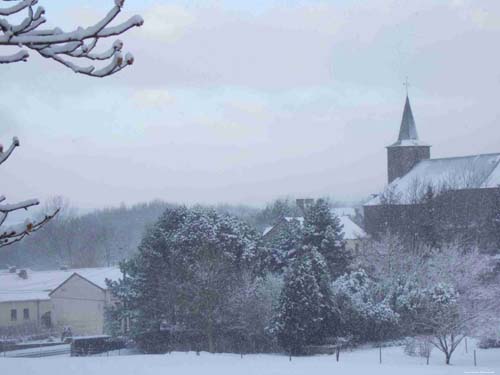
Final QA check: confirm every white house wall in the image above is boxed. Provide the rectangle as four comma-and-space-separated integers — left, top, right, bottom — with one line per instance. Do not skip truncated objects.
50, 274, 107, 336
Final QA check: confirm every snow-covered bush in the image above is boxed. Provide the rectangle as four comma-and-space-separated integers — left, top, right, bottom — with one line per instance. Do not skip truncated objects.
331, 269, 399, 343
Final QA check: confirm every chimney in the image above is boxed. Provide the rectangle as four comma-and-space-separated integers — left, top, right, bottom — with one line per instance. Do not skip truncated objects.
18, 269, 28, 279
60, 265, 68, 271
9, 266, 17, 274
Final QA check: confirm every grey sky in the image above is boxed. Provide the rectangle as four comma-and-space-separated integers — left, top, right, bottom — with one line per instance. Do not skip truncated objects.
1, 0, 500, 209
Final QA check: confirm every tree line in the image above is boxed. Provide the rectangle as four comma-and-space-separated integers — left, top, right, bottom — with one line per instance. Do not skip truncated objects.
105, 199, 500, 364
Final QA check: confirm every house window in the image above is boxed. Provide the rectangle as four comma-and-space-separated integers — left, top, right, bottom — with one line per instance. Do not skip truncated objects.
23, 308, 30, 320
10, 309, 17, 321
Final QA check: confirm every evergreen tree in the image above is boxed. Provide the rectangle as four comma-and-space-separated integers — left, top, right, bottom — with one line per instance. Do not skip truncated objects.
265, 218, 303, 273
270, 248, 334, 354
303, 199, 350, 279
108, 206, 263, 353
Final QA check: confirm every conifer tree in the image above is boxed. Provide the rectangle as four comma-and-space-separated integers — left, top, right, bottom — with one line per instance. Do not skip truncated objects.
303, 199, 350, 279
108, 206, 263, 353
270, 248, 334, 354
265, 217, 303, 273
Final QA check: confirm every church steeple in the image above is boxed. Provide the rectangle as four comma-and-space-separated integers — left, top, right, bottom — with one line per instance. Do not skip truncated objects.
386, 95, 431, 183
398, 96, 418, 141
390, 95, 424, 147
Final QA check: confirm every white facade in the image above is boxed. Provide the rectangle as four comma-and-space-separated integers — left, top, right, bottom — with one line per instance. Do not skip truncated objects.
0, 267, 120, 336
50, 274, 113, 335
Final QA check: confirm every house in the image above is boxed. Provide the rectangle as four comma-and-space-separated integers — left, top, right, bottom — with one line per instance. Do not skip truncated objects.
0, 267, 121, 337
262, 209, 366, 251
49, 268, 122, 335
363, 96, 500, 249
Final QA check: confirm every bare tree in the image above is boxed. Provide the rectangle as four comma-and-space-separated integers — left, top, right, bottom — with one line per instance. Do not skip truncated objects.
0, 0, 143, 77
0, 2, 143, 247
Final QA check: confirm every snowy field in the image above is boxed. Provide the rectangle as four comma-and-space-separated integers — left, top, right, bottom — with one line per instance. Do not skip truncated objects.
1, 340, 499, 375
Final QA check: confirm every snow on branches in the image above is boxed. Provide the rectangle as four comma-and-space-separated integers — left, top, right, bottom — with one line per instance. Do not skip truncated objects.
0, 0, 143, 77
0, 137, 59, 248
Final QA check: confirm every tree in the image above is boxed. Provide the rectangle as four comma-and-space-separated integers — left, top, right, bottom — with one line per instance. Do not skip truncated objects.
303, 198, 350, 279
269, 248, 334, 355
265, 217, 303, 273
331, 269, 398, 342
0, 0, 143, 77
360, 234, 500, 363
0, 1, 143, 248
0, 138, 59, 247
108, 206, 264, 353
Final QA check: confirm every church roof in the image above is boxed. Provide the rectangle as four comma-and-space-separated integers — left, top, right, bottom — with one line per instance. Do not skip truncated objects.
388, 96, 429, 147
366, 153, 500, 205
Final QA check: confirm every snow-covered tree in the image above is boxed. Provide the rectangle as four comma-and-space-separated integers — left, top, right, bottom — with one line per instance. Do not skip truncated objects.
303, 198, 350, 279
413, 283, 463, 365
359, 234, 500, 363
108, 206, 265, 353
269, 248, 334, 354
0, 0, 143, 77
265, 217, 303, 273
331, 269, 398, 342
0, 2, 143, 247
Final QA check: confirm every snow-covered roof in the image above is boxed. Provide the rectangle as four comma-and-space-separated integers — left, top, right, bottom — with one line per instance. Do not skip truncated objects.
262, 214, 365, 240
0, 267, 120, 303
284, 217, 304, 226
366, 153, 500, 205
339, 216, 366, 240
262, 226, 274, 236
331, 207, 356, 217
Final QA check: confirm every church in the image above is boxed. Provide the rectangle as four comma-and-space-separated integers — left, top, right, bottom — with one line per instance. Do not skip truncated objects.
363, 96, 500, 250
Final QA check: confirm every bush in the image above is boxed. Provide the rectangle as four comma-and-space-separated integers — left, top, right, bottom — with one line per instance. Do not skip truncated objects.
478, 337, 500, 349
404, 336, 433, 359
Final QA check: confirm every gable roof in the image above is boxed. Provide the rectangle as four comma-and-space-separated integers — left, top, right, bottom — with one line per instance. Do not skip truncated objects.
388, 96, 429, 147
0, 267, 120, 303
262, 213, 366, 240
49, 268, 122, 296
366, 153, 500, 205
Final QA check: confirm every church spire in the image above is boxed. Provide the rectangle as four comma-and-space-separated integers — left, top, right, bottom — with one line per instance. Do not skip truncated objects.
386, 94, 431, 183
398, 95, 418, 141
389, 95, 427, 147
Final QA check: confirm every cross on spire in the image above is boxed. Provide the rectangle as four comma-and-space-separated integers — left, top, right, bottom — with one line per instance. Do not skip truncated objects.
403, 76, 410, 96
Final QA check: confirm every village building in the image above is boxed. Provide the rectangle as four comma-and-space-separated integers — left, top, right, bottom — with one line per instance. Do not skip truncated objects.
0, 267, 121, 337
263, 207, 366, 251
363, 96, 500, 250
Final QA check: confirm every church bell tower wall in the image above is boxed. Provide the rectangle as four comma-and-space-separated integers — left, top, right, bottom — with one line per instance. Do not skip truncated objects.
387, 145, 430, 183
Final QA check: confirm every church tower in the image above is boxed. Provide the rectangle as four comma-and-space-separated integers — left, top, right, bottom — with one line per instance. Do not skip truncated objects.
386, 96, 430, 183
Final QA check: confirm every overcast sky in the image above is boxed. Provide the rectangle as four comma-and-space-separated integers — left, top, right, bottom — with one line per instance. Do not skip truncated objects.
1, 0, 500, 210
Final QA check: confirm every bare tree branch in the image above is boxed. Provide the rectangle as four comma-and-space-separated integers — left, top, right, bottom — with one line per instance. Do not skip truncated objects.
1, 136, 59, 248
0, 136, 20, 165
0, 0, 143, 77
0, 208, 60, 248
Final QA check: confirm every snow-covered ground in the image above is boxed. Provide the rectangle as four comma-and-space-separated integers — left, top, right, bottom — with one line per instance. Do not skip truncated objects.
0, 340, 498, 375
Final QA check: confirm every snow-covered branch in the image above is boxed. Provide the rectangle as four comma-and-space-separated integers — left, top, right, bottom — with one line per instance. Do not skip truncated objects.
1, 136, 59, 248
0, 0, 143, 77
0, 208, 59, 247
0, 136, 20, 165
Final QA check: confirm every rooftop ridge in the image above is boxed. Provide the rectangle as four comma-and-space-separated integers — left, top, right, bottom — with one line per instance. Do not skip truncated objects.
416, 152, 500, 163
